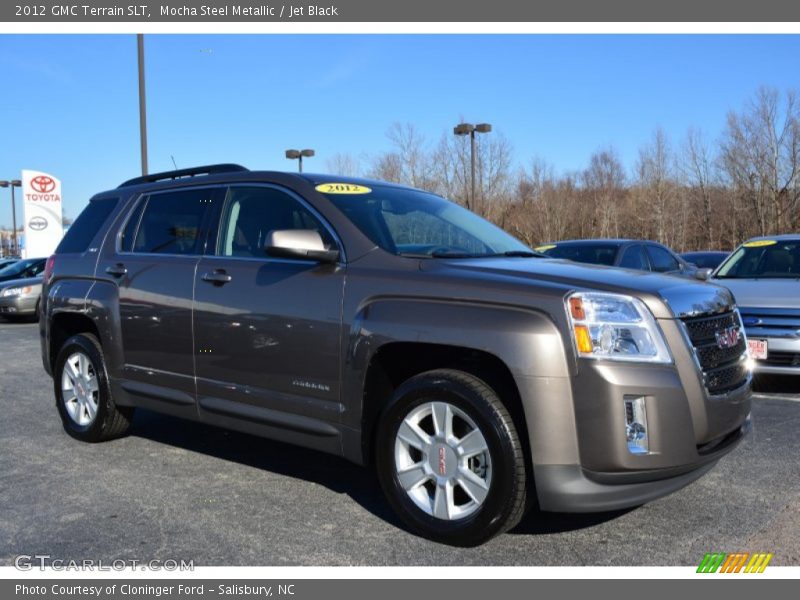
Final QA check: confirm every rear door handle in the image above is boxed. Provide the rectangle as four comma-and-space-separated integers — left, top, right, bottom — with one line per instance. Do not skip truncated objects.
105, 263, 127, 278
201, 270, 232, 285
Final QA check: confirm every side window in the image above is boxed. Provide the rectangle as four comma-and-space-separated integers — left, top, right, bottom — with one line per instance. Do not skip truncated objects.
56, 197, 118, 254
619, 245, 649, 270
119, 197, 146, 252
646, 245, 679, 273
132, 188, 212, 255
218, 187, 335, 258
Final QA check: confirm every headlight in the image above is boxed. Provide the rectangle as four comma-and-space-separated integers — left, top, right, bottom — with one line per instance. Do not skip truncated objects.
566, 292, 672, 363
1, 286, 32, 298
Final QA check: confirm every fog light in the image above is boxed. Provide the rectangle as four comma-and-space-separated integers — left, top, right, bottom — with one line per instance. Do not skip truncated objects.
625, 396, 649, 454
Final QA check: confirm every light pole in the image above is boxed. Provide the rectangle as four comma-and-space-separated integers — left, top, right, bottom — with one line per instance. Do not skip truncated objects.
0, 179, 21, 256
137, 34, 149, 176
285, 149, 315, 173
453, 122, 491, 212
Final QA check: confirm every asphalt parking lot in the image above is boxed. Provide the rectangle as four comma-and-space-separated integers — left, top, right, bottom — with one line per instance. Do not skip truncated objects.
1, 321, 798, 566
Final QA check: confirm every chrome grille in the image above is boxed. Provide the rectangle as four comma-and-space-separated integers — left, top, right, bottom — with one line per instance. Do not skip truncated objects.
739, 307, 800, 341
682, 311, 748, 395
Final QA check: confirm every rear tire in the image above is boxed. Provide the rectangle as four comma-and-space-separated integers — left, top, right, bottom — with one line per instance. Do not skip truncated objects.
54, 333, 133, 442
375, 369, 528, 546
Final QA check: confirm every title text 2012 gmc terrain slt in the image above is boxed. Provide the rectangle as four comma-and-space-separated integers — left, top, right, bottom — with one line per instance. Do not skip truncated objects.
40, 164, 752, 546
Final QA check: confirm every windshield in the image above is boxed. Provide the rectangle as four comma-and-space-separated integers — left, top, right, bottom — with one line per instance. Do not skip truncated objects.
323, 185, 533, 257
716, 240, 800, 279
538, 243, 619, 266
0, 258, 38, 278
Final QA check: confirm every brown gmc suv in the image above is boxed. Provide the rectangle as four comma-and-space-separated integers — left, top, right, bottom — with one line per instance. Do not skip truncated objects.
40, 164, 752, 546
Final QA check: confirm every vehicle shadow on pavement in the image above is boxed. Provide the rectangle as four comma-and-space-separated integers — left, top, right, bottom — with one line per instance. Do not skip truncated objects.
753, 374, 800, 395
129, 408, 634, 538
510, 507, 634, 535
128, 409, 405, 528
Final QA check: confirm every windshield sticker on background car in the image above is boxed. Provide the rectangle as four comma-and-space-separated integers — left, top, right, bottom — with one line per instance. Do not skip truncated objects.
743, 240, 777, 248
315, 183, 372, 194
535, 244, 556, 251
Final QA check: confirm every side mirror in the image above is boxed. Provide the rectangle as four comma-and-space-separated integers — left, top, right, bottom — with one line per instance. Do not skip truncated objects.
695, 268, 713, 281
265, 230, 340, 264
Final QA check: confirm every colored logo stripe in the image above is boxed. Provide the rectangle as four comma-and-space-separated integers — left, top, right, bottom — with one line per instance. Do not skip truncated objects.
697, 552, 773, 573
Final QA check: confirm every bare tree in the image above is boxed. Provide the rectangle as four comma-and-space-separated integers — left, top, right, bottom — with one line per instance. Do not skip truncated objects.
682, 128, 717, 248
582, 147, 626, 238
634, 128, 680, 246
325, 153, 362, 177
720, 87, 800, 239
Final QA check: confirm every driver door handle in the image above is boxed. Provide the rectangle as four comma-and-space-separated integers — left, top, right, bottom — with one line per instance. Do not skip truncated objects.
201, 270, 232, 285
105, 263, 127, 278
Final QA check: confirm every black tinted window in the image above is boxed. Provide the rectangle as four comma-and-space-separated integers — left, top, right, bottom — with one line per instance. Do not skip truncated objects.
619, 245, 649, 270
132, 189, 212, 255
218, 187, 334, 257
646, 245, 679, 272
56, 197, 118, 254
543, 244, 619, 266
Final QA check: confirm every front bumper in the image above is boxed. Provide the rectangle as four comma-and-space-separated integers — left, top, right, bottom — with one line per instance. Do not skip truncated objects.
535, 414, 750, 512
0, 295, 37, 316
747, 332, 800, 375
523, 315, 752, 513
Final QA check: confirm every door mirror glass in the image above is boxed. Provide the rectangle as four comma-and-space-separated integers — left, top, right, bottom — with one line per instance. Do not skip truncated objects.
266, 230, 340, 263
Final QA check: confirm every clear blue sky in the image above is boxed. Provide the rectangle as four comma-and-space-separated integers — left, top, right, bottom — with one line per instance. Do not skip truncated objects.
1, 34, 799, 224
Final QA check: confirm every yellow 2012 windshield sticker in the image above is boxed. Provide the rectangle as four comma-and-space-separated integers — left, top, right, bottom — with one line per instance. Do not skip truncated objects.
743, 240, 777, 248
315, 183, 372, 194
534, 244, 556, 252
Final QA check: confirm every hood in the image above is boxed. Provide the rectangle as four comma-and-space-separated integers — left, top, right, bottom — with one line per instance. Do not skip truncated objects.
0, 276, 43, 291
422, 257, 734, 319
711, 277, 800, 309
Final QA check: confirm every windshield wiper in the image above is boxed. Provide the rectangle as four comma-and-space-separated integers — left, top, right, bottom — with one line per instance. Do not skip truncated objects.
402, 250, 547, 259
430, 251, 481, 258
496, 250, 546, 258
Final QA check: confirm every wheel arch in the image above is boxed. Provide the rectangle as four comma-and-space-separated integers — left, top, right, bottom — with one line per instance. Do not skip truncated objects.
346, 297, 571, 469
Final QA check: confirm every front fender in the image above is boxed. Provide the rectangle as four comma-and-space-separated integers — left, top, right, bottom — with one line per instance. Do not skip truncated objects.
349, 297, 571, 381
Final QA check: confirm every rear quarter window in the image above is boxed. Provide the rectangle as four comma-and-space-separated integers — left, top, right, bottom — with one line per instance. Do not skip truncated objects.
56, 197, 119, 254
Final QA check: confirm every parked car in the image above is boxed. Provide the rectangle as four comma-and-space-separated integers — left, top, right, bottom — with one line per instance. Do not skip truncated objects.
535, 239, 699, 278
40, 164, 751, 546
710, 235, 800, 375
0, 257, 46, 283
0, 275, 43, 320
0, 258, 19, 270
681, 251, 729, 271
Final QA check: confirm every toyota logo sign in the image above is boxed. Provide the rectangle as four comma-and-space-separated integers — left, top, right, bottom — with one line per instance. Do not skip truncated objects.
28, 216, 48, 231
30, 175, 56, 194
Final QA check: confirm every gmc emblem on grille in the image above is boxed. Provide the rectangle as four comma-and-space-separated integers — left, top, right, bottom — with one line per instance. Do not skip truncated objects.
715, 326, 741, 349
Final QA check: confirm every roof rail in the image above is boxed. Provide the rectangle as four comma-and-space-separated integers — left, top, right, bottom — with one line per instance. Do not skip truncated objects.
118, 163, 249, 188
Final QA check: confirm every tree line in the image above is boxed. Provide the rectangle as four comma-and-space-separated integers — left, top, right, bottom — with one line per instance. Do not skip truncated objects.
326, 86, 800, 251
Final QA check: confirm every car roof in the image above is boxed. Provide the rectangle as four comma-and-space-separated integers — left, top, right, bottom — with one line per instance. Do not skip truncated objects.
110, 164, 418, 196
541, 239, 634, 246
743, 234, 800, 243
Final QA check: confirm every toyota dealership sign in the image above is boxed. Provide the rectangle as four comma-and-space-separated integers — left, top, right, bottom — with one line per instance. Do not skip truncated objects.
22, 169, 64, 258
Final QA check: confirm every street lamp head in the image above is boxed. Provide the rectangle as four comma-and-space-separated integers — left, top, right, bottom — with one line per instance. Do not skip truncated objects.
10, 180, 21, 187
0, 181, 8, 188
475, 123, 492, 134
285, 150, 301, 159
453, 123, 475, 136
300, 149, 315, 158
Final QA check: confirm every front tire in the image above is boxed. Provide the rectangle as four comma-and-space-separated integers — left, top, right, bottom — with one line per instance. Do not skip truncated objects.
375, 369, 528, 546
54, 333, 133, 442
